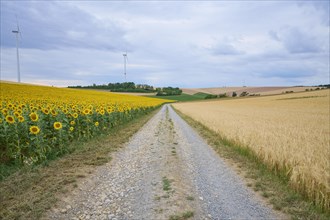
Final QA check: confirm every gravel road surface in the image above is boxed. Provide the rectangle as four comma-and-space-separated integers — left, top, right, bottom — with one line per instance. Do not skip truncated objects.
46, 105, 280, 220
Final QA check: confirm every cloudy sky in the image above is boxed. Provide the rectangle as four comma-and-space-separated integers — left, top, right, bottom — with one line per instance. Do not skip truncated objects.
1, 1, 329, 88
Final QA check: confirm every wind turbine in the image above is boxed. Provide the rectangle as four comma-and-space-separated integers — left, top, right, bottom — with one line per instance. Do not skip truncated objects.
12, 15, 21, 83
123, 51, 128, 82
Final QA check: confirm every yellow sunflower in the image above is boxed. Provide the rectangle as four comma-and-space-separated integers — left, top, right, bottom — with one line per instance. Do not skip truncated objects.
5, 115, 15, 124
7, 103, 13, 109
95, 121, 99, 127
14, 111, 20, 117
42, 108, 50, 115
70, 120, 75, 125
30, 126, 40, 135
51, 109, 57, 116
29, 112, 39, 122
69, 126, 74, 132
54, 122, 63, 130
72, 113, 78, 118
1, 108, 8, 115
18, 116, 25, 123
83, 109, 90, 115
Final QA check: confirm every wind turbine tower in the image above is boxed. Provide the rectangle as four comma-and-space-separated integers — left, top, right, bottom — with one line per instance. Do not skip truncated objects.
12, 16, 21, 83
123, 51, 128, 82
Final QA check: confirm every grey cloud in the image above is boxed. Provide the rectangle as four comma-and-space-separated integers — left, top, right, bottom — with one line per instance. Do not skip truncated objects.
0, 1, 127, 50
272, 27, 322, 54
268, 30, 280, 41
211, 42, 242, 55
257, 68, 314, 79
297, 1, 329, 26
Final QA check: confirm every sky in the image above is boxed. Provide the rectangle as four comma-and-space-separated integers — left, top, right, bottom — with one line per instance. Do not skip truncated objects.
0, 1, 329, 88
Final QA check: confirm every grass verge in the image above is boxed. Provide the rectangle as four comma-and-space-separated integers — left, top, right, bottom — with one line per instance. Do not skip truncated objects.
0, 107, 160, 220
173, 107, 330, 220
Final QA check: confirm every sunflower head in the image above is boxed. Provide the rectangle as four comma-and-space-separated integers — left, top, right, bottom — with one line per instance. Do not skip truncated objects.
14, 112, 20, 117
30, 106, 36, 111
70, 120, 75, 125
30, 126, 40, 135
51, 109, 57, 116
42, 108, 50, 115
7, 103, 13, 109
83, 109, 90, 115
30, 112, 39, 122
54, 122, 63, 130
69, 126, 74, 132
1, 108, 8, 115
5, 115, 15, 124
18, 116, 25, 123
72, 113, 78, 118
95, 121, 99, 127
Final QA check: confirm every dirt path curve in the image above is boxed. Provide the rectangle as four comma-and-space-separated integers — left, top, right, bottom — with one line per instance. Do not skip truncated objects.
46, 105, 280, 220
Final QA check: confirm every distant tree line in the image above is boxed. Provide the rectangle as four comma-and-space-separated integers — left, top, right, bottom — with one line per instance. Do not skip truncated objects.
68, 82, 156, 93
156, 87, 182, 96
316, 84, 330, 88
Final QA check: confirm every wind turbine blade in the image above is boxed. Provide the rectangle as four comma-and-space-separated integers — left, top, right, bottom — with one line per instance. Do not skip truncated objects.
16, 15, 22, 39
16, 15, 19, 31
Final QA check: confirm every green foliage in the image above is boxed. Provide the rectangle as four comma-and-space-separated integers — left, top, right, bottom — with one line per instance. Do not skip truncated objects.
169, 211, 194, 220
162, 176, 171, 191
232, 91, 237, 97
68, 82, 156, 93
156, 87, 182, 96
204, 94, 218, 99
239, 91, 249, 97
198, 92, 228, 99
218, 93, 227, 98
150, 93, 204, 102
110, 88, 155, 93
150, 92, 229, 102
192, 92, 210, 99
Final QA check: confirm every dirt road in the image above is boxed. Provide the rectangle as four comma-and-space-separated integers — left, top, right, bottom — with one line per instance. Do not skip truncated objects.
46, 105, 280, 219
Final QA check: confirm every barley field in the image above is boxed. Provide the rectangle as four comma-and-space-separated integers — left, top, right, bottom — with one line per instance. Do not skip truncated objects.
0, 82, 169, 166
173, 90, 330, 210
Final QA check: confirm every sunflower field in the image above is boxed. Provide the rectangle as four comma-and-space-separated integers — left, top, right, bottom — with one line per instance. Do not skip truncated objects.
0, 82, 169, 165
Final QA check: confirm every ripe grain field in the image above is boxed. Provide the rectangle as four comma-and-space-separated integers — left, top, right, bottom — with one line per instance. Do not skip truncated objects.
173, 90, 330, 211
